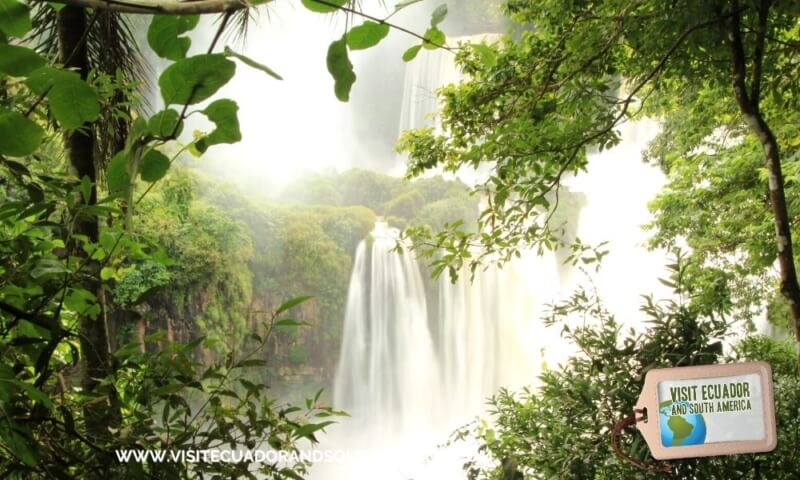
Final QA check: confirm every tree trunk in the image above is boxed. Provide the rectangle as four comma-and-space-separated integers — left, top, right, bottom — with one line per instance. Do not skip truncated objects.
728, 1, 800, 369
57, 6, 121, 438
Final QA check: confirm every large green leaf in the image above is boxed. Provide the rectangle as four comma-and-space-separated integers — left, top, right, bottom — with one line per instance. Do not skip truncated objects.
24, 66, 64, 94
301, 0, 346, 13
139, 149, 171, 182
47, 76, 100, 129
26, 67, 100, 129
196, 99, 241, 153
0, 106, 44, 157
346, 21, 390, 50
147, 15, 199, 61
422, 27, 445, 50
0, 0, 31, 38
159, 54, 236, 106
106, 151, 130, 195
402, 45, 422, 62
0, 44, 45, 76
326, 37, 356, 102
148, 108, 183, 138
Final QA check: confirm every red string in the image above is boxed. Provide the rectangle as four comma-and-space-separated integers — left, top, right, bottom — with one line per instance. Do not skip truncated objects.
611, 408, 671, 474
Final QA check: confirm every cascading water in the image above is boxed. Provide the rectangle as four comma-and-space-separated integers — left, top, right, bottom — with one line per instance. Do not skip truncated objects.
333, 222, 438, 436
333, 220, 564, 430
322, 221, 562, 480
322, 39, 672, 480
435, 252, 565, 420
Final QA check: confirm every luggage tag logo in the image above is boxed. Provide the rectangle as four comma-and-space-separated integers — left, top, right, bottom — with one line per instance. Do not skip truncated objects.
634, 361, 777, 460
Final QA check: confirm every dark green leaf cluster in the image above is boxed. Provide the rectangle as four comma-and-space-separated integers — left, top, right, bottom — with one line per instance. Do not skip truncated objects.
645, 83, 800, 331
397, 0, 800, 288
0, 5, 347, 477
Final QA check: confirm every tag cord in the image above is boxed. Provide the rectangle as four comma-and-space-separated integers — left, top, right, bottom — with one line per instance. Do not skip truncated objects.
611, 408, 671, 474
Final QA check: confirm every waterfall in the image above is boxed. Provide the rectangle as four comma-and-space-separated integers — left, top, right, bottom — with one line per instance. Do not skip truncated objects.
323, 34, 670, 480
326, 220, 562, 479
333, 220, 563, 434
333, 222, 438, 436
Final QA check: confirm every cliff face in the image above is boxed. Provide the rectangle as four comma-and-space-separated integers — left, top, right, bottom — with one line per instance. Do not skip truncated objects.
108, 168, 482, 399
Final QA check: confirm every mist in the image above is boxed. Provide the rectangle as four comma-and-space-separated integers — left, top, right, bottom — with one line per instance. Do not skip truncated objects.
138, 1, 507, 198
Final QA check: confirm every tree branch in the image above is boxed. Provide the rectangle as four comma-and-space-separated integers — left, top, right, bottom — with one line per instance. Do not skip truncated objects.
29, 0, 252, 15
750, 0, 770, 107
729, 1, 754, 113
29, 0, 454, 53
311, 0, 454, 51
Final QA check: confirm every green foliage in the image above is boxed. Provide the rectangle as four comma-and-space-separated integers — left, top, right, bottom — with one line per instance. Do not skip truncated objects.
115, 335, 289, 478
136, 172, 254, 351
158, 54, 236, 105
301, 0, 346, 14
4, 302, 343, 478
347, 21, 391, 50
326, 36, 356, 102
0, 2, 442, 477
138, 149, 171, 182
645, 91, 800, 329
397, 0, 800, 290
422, 26, 445, 49
319, 205, 376, 252
415, 196, 477, 232
147, 14, 199, 61
106, 151, 130, 194
195, 99, 242, 153
26, 67, 100, 129
403, 45, 422, 62
0, 44, 45, 76
383, 189, 425, 220
462, 262, 799, 479
182, 169, 468, 379
0, 107, 44, 157
0, 9, 326, 477
278, 169, 477, 232
401, 2, 448, 57
148, 108, 183, 139
0, 0, 30, 38
113, 261, 172, 307
305, 0, 443, 100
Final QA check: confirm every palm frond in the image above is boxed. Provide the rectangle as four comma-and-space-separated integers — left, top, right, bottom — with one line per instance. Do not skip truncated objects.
28, 5, 149, 165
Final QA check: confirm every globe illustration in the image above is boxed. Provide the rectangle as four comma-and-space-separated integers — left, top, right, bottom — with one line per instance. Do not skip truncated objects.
658, 401, 707, 447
